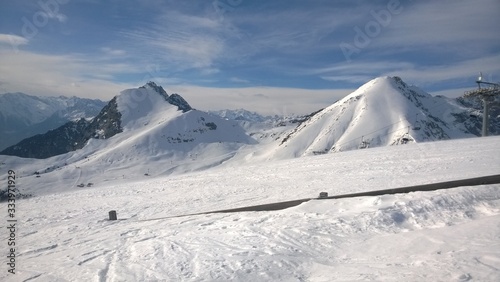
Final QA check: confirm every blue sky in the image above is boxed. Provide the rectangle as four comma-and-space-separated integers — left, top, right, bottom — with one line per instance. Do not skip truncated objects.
0, 0, 499, 115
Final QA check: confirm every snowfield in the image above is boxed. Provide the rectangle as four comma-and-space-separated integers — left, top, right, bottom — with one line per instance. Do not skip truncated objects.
1, 136, 499, 281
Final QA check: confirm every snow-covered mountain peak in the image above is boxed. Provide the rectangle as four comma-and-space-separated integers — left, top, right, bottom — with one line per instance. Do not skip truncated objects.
140, 81, 169, 100
138, 82, 192, 112
117, 83, 192, 130
270, 76, 476, 159
1, 82, 254, 162
342, 76, 428, 102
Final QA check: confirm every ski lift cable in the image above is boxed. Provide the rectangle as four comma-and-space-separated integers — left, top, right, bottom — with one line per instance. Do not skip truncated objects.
333, 118, 410, 149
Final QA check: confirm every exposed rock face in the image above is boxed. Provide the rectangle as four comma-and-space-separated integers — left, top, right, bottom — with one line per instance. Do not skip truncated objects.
1, 118, 91, 159
140, 81, 192, 112
1, 97, 122, 159
167, 94, 192, 113
86, 97, 122, 139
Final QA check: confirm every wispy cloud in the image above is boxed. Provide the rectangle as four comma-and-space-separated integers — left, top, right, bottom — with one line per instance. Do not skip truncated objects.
0, 48, 138, 99
321, 75, 374, 84
45, 11, 67, 23
1, 0, 498, 113
0, 43, 354, 114
100, 47, 126, 56
376, 0, 500, 53
0, 34, 28, 46
230, 77, 250, 84
120, 10, 228, 70
309, 61, 414, 76
228, 4, 366, 54
168, 85, 352, 115
298, 54, 500, 85
314, 54, 500, 87
384, 55, 500, 86
117, 2, 371, 76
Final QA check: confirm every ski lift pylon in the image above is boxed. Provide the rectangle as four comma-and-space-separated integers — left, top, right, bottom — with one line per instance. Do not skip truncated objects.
413, 113, 421, 130
359, 136, 369, 149
402, 126, 410, 143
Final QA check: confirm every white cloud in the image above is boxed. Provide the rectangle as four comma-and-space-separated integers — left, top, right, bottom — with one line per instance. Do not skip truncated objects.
366, 0, 500, 53
120, 10, 227, 70
313, 55, 500, 87
0, 48, 136, 99
312, 61, 413, 75
166, 85, 353, 115
200, 68, 220, 76
229, 4, 366, 55
118, 3, 370, 73
230, 77, 250, 84
2, 0, 498, 115
382, 55, 500, 86
431, 87, 477, 99
48, 12, 67, 23
0, 34, 29, 47
320, 75, 374, 84
100, 47, 126, 56
0, 46, 352, 115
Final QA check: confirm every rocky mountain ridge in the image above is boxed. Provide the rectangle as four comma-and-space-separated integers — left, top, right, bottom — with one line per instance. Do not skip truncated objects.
0, 93, 106, 151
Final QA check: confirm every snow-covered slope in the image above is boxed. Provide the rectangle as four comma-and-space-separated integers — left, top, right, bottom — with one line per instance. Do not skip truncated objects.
80, 84, 256, 176
1, 136, 499, 281
0, 92, 106, 151
269, 76, 478, 159
84, 82, 255, 168
0, 82, 256, 193
211, 109, 324, 148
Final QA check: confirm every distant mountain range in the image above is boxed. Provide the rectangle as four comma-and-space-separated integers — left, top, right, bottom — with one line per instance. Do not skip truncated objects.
0, 93, 106, 151
209, 109, 271, 123
1, 77, 498, 163
0, 76, 499, 197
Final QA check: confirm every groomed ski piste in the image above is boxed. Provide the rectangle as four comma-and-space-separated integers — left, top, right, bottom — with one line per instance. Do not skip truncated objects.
2, 136, 500, 281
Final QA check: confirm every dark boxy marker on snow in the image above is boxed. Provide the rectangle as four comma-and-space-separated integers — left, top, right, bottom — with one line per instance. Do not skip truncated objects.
109, 210, 117, 220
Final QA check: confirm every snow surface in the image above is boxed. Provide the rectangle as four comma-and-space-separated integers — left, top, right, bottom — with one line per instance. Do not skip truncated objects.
1, 136, 500, 281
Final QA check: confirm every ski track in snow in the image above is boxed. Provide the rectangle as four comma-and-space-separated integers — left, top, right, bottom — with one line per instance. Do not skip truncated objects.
6, 185, 500, 281
1, 137, 500, 281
